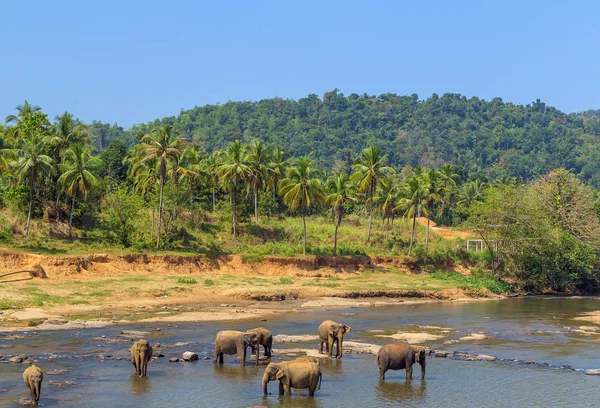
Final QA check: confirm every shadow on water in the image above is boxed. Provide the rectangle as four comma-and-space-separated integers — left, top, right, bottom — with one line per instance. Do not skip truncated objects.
376, 379, 427, 404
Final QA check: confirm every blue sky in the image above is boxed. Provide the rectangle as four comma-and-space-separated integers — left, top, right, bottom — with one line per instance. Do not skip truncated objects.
2, 0, 598, 127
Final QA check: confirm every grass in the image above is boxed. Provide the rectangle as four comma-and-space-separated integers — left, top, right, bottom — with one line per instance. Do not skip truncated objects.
430, 269, 512, 294
203, 279, 215, 286
176, 278, 198, 284
277, 277, 294, 285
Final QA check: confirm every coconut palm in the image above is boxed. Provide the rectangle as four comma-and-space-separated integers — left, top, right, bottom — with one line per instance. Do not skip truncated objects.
396, 177, 433, 256
267, 146, 289, 216
51, 112, 92, 161
12, 128, 55, 236
57, 144, 102, 237
279, 157, 324, 255
420, 169, 443, 252
217, 140, 250, 236
247, 140, 271, 223
0, 125, 16, 171
204, 153, 220, 212
458, 179, 486, 208
326, 173, 356, 255
5, 101, 41, 125
351, 146, 393, 243
375, 176, 400, 242
137, 125, 188, 249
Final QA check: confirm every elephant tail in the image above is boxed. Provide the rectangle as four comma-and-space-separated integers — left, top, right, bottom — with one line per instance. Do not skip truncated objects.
317, 369, 322, 391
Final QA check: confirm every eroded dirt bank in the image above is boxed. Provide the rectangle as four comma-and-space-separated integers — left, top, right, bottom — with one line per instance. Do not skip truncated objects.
0, 251, 497, 331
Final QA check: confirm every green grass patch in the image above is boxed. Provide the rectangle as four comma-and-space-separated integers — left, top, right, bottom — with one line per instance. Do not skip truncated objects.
68, 299, 90, 305
430, 270, 512, 294
277, 277, 294, 285
121, 276, 151, 282
176, 278, 198, 284
203, 279, 215, 286
242, 254, 265, 263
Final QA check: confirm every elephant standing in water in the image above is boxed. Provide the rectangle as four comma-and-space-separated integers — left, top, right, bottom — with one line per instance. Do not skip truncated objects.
377, 344, 426, 380
247, 327, 273, 358
23, 365, 43, 406
214, 330, 259, 366
318, 320, 351, 359
130, 339, 153, 377
262, 359, 322, 396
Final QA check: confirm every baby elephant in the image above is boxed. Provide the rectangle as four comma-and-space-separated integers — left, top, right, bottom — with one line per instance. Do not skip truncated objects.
131, 339, 153, 377
377, 344, 426, 380
214, 330, 259, 366
23, 364, 43, 406
262, 359, 322, 397
247, 327, 273, 358
318, 320, 351, 359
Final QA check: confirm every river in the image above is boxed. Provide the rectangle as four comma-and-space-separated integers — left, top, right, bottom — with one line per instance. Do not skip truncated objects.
1, 297, 599, 407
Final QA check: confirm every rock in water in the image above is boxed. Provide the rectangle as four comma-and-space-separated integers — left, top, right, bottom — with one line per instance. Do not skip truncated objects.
585, 369, 600, 375
182, 352, 198, 361
477, 354, 498, 361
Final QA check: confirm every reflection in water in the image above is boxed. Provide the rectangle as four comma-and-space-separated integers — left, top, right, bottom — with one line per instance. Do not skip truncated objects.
213, 363, 260, 382
376, 379, 427, 404
130, 374, 151, 395
262, 395, 324, 408
319, 358, 343, 374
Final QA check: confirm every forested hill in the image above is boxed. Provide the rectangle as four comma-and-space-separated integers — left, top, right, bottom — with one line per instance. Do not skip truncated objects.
92, 90, 600, 186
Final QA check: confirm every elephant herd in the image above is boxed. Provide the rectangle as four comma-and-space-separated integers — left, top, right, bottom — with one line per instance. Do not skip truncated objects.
17, 319, 427, 404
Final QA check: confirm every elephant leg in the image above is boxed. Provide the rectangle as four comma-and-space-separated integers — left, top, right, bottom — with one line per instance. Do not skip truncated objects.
406, 364, 413, 380
278, 381, 284, 396
283, 384, 292, 396
327, 337, 334, 358
379, 366, 387, 380
238, 345, 246, 366
319, 341, 323, 354
30, 386, 36, 405
213, 348, 219, 364
219, 353, 224, 364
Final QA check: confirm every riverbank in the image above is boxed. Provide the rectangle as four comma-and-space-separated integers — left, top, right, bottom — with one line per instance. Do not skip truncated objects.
0, 251, 507, 331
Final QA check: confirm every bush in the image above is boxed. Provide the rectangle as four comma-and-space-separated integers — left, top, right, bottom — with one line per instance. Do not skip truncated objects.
177, 278, 197, 284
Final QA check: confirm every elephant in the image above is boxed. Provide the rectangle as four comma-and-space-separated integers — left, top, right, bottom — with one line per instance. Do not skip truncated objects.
23, 364, 43, 406
130, 339, 153, 377
247, 327, 273, 358
377, 344, 426, 380
214, 330, 259, 366
318, 320, 351, 359
262, 360, 322, 397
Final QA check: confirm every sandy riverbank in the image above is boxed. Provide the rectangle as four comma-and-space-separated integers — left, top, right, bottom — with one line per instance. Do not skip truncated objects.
0, 251, 501, 331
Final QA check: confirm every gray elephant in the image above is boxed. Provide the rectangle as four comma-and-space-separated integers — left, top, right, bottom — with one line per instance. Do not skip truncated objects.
130, 339, 153, 377
247, 327, 273, 358
214, 330, 259, 366
377, 344, 426, 380
318, 320, 351, 359
23, 364, 43, 406
262, 360, 322, 396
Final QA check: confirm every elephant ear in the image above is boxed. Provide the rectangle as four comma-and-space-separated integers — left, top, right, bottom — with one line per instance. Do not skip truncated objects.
275, 367, 285, 380
343, 325, 351, 333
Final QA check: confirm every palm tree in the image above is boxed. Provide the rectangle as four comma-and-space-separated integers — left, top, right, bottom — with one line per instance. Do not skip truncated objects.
352, 146, 393, 243
204, 153, 220, 213
247, 140, 271, 223
421, 169, 442, 252
0, 125, 16, 171
137, 125, 187, 249
375, 176, 399, 242
217, 140, 250, 236
12, 128, 55, 236
458, 179, 486, 209
396, 177, 433, 256
57, 144, 102, 237
51, 113, 92, 161
438, 164, 458, 224
279, 157, 324, 255
326, 173, 356, 255
267, 146, 288, 216
5, 100, 41, 125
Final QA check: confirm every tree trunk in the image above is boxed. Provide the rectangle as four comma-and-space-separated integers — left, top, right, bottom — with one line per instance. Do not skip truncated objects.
69, 193, 76, 239
333, 206, 342, 256
151, 208, 154, 241
425, 217, 430, 253
409, 212, 417, 256
56, 190, 61, 206
385, 218, 390, 241
156, 176, 165, 249
367, 178, 374, 243
254, 182, 259, 224
25, 174, 34, 236
302, 208, 307, 256
212, 185, 216, 213
232, 180, 237, 236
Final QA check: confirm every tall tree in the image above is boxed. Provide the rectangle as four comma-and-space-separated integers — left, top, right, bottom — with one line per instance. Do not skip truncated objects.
217, 140, 249, 236
11, 111, 55, 236
57, 144, 103, 237
137, 125, 187, 249
247, 140, 271, 223
51, 112, 91, 161
352, 146, 393, 243
375, 176, 399, 242
396, 177, 432, 256
267, 146, 288, 216
421, 169, 442, 252
279, 157, 324, 255
326, 173, 356, 255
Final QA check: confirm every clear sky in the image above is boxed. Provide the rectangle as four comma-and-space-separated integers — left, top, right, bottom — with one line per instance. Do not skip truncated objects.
2, 0, 598, 127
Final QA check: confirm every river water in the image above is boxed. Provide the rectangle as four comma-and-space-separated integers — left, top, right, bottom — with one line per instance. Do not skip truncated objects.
1, 297, 599, 407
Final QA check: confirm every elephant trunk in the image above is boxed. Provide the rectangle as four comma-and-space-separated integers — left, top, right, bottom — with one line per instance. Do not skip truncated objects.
338, 336, 343, 358
420, 356, 426, 379
262, 372, 269, 395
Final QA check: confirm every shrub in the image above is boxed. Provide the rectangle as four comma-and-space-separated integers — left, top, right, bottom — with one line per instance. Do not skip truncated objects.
177, 278, 197, 284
